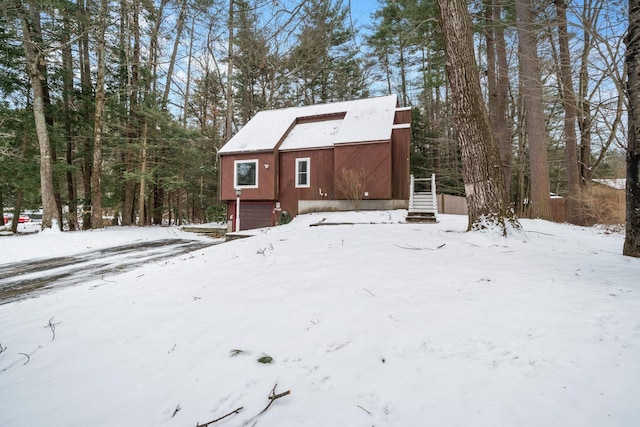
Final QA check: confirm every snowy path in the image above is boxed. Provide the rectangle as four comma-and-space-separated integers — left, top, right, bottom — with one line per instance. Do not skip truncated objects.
0, 238, 218, 304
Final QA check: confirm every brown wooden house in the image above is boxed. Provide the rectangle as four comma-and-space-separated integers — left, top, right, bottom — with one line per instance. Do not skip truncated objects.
219, 95, 411, 231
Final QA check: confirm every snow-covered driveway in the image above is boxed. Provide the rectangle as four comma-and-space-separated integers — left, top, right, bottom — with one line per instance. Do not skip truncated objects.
0, 238, 219, 304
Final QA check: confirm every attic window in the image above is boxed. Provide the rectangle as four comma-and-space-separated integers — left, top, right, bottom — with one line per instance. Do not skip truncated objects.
295, 158, 310, 188
234, 159, 258, 188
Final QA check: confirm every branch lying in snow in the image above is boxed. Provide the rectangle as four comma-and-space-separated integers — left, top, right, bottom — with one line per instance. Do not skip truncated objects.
268, 386, 291, 402
197, 384, 291, 426
197, 406, 243, 426
258, 384, 291, 415
241, 384, 292, 426
357, 405, 371, 414
393, 243, 446, 251
256, 243, 274, 255
18, 352, 30, 365
0, 343, 6, 355
171, 405, 180, 418
45, 317, 61, 341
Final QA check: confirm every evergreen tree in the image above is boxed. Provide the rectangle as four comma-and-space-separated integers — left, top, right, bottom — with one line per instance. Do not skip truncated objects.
233, 0, 271, 125
289, 0, 365, 104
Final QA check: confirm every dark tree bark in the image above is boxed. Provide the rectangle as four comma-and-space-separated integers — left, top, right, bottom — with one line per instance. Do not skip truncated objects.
515, 0, 553, 220
578, 0, 594, 185
122, 0, 141, 226
225, 0, 234, 142
11, 130, 30, 234
484, 0, 512, 192
79, 0, 93, 230
15, 0, 62, 230
62, 12, 78, 231
28, 1, 63, 225
91, 0, 108, 229
624, 0, 640, 257
437, 0, 520, 235
555, 0, 582, 224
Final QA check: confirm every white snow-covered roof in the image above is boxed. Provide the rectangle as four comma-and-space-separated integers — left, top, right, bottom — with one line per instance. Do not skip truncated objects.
592, 178, 626, 190
279, 117, 342, 150
219, 95, 399, 154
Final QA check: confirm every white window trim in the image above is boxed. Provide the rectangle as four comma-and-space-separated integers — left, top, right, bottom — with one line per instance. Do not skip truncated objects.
295, 157, 311, 188
234, 159, 259, 189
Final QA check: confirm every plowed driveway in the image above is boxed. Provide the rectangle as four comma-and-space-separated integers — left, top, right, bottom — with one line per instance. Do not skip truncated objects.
0, 238, 218, 304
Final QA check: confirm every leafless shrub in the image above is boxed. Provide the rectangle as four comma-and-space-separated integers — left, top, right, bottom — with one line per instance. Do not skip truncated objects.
570, 185, 625, 226
336, 168, 369, 211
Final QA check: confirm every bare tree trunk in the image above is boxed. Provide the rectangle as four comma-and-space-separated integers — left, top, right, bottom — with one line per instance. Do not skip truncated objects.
141, 0, 166, 226
484, 0, 512, 192
91, 0, 108, 229
515, 0, 553, 220
11, 130, 30, 234
138, 121, 148, 226
80, 0, 93, 230
555, 0, 582, 224
123, 0, 140, 226
28, 1, 63, 225
624, 0, 640, 257
399, 46, 407, 107
437, 0, 520, 235
62, 12, 78, 231
385, 48, 392, 95
11, 190, 23, 234
162, 0, 187, 110
226, 0, 234, 142
183, 17, 196, 127
15, 0, 62, 230
578, 0, 598, 184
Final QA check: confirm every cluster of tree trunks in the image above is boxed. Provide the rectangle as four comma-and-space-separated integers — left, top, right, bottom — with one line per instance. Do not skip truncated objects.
1, 0, 636, 255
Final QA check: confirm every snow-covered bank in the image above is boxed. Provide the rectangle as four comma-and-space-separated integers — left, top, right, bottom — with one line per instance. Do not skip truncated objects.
0, 212, 639, 426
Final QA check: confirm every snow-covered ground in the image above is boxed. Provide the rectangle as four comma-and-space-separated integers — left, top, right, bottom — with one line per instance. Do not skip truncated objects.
0, 211, 639, 426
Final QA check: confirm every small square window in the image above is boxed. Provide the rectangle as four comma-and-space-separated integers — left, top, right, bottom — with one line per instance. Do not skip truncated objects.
296, 158, 310, 188
234, 160, 258, 188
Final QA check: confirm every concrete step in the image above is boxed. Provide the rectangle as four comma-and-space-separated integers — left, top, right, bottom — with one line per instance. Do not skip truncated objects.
406, 212, 438, 223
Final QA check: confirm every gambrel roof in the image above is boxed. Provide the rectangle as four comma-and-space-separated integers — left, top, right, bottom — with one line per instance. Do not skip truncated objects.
219, 95, 399, 154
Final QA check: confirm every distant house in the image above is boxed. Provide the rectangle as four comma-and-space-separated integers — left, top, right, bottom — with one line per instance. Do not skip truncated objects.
219, 95, 411, 231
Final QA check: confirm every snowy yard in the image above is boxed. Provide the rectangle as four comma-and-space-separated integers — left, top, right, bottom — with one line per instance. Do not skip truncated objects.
0, 211, 639, 426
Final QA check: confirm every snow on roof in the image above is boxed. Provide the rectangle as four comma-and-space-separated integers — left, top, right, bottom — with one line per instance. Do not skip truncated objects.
592, 178, 626, 190
279, 117, 342, 150
219, 95, 398, 154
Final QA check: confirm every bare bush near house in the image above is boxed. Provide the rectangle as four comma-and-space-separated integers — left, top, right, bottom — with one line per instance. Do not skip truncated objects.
569, 187, 625, 226
336, 169, 368, 211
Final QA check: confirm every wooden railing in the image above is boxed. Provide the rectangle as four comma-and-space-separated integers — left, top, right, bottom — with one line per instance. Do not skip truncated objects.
409, 174, 437, 213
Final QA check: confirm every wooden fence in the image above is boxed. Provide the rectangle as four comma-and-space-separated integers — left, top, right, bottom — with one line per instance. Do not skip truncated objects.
437, 194, 468, 215
438, 193, 624, 225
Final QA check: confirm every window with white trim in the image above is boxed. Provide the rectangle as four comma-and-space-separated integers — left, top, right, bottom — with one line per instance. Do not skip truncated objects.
234, 159, 258, 188
295, 157, 310, 188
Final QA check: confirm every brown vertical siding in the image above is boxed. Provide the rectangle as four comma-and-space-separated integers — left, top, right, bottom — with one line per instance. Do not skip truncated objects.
394, 107, 411, 125
334, 142, 392, 199
391, 125, 411, 200
220, 152, 277, 200
278, 149, 334, 216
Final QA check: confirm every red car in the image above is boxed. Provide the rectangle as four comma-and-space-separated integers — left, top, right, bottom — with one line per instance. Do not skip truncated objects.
3, 214, 31, 225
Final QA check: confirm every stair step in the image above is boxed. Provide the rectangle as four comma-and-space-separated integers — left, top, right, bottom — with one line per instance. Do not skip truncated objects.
406, 212, 438, 223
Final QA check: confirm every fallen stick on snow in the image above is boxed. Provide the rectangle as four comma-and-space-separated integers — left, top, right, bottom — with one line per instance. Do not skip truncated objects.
196, 406, 244, 426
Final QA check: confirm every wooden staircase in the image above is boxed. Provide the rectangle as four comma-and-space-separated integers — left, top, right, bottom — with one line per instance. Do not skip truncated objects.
406, 174, 438, 223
